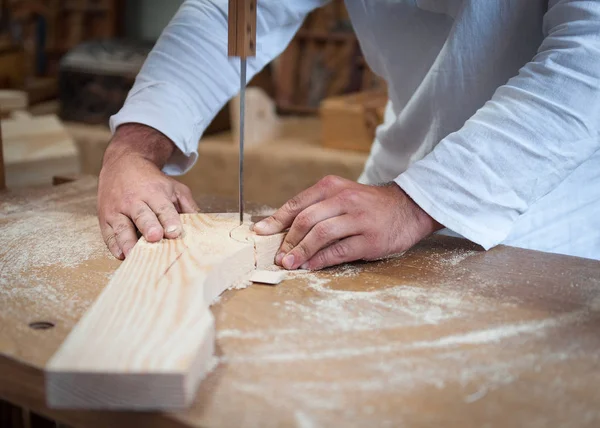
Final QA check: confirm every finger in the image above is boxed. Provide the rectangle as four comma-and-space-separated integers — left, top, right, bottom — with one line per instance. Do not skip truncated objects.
100, 222, 123, 260
301, 235, 366, 271
280, 215, 357, 270
130, 202, 163, 242
146, 195, 183, 239
275, 199, 346, 265
253, 175, 348, 235
175, 185, 199, 213
108, 214, 138, 258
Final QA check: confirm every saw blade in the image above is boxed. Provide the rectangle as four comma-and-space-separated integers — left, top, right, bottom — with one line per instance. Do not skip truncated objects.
239, 58, 246, 225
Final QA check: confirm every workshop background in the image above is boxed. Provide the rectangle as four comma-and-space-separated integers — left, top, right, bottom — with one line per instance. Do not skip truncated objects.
0, 0, 387, 207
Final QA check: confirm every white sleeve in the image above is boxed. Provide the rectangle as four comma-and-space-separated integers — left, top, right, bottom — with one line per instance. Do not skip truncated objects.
110, 0, 328, 175
395, 0, 600, 250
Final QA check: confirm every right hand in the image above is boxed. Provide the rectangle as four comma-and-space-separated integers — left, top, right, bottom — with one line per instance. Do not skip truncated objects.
97, 124, 199, 259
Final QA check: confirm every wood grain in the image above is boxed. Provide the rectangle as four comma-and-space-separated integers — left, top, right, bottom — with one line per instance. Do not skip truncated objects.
46, 213, 274, 410
230, 223, 286, 269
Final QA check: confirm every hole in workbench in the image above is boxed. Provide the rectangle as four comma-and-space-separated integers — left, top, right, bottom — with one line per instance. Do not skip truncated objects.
29, 321, 55, 330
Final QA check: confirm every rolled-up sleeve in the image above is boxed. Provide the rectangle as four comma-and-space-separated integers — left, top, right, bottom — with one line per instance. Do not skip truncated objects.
110, 0, 328, 175
396, 0, 600, 249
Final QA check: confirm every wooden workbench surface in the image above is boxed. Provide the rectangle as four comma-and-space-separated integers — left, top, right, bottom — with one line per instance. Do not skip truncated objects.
1, 177, 600, 427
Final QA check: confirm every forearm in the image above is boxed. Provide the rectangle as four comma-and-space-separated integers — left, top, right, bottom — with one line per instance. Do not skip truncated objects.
103, 124, 175, 169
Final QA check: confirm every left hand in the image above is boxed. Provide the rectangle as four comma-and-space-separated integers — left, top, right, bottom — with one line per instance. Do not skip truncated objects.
252, 175, 442, 270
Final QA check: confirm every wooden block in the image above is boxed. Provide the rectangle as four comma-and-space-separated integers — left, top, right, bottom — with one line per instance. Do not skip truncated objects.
230, 87, 281, 147
1, 114, 79, 188
250, 270, 286, 285
64, 122, 111, 175
228, 0, 257, 58
29, 99, 60, 116
320, 91, 387, 153
0, 90, 28, 117
46, 213, 281, 410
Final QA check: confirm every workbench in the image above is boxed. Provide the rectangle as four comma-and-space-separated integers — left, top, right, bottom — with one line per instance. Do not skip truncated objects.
1, 177, 600, 427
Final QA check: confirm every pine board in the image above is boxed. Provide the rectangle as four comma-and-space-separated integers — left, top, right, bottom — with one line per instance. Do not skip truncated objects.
46, 213, 282, 410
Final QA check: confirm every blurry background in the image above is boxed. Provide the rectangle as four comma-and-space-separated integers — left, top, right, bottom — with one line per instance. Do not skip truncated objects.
0, 0, 387, 207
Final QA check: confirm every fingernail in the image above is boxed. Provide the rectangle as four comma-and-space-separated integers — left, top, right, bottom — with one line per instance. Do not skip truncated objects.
253, 220, 267, 233
254, 219, 275, 234
275, 251, 285, 264
282, 254, 295, 270
147, 226, 161, 240
165, 225, 179, 234
300, 263, 309, 270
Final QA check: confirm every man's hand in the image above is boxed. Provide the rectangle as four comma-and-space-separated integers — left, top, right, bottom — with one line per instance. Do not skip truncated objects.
253, 175, 442, 270
97, 124, 198, 259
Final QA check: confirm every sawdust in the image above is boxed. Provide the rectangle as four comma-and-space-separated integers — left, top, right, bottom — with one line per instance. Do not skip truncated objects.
0, 209, 111, 321
216, 261, 600, 426
0, 211, 106, 271
248, 205, 276, 217
436, 249, 478, 266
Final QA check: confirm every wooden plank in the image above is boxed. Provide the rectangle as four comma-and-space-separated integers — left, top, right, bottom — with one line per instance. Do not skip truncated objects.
229, 87, 280, 147
320, 91, 387, 152
1, 114, 79, 188
45, 213, 281, 410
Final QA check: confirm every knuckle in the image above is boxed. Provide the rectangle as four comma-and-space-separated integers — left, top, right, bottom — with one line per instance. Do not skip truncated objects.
104, 232, 118, 248
313, 223, 331, 242
332, 242, 350, 260
113, 222, 130, 235
295, 212, 313, 231
338, 188, 359, 204
132, 207, 148, 223
296, 242, 311, 259
314, 251, 330, 269
285, 196, 302, 214
320, 175, 342, 189
280, 240, 294, 253
156, 203, 176, 217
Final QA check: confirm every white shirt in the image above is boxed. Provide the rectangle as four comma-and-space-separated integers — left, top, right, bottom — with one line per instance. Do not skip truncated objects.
111, 0, 600, 260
